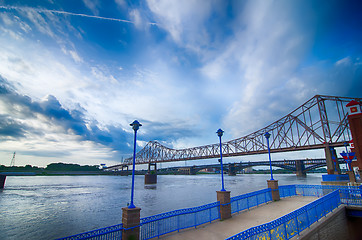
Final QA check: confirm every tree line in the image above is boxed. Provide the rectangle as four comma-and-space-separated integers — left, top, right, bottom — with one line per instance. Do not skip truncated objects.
0, 162, 102, 172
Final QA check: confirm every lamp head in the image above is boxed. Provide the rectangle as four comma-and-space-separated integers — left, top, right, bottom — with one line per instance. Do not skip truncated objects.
130, 120, 142, 131
264, 132, 271, 139
216, 129, 224, 137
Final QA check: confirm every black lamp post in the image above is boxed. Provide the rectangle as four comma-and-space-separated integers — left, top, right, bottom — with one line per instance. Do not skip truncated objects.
217, 129, 226, 191
264, 132, 274, 181
129, 120, 142, 209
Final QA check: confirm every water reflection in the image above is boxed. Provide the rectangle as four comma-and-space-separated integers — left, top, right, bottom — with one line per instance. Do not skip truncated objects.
144, 184, 157, 190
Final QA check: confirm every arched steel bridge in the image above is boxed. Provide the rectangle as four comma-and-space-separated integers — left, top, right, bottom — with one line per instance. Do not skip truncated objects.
109, 95, 360, 170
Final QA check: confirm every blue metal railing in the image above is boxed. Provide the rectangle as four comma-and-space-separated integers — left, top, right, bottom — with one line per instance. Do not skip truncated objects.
231, 188, 272, 214
140, 201, 220, 239
226, 189, 341, 240
294, 184, 362, 205
57, 184, 362, 240
279, 185, 296, 198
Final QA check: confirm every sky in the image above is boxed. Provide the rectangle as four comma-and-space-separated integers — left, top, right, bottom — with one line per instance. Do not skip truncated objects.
0, 0, 361, 167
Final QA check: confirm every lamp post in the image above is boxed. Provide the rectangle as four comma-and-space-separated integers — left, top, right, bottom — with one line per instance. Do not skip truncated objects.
344, 141, 351, 171
264, 132, 274, 181
217, 129, 226, 191
129, 120, 142, 209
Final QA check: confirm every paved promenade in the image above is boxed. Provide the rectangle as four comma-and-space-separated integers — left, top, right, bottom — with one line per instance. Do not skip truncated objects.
159, 196, 318, 240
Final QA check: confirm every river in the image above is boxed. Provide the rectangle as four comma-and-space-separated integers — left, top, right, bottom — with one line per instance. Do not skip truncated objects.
0, 173, 324, 240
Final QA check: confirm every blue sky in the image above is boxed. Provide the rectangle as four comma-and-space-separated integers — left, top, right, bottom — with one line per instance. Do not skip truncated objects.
0, 0, 361, 167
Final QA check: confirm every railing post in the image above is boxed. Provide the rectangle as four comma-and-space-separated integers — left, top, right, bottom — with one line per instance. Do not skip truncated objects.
283, 221, 288, 239
122, 207, 141, 240
209, 208, 212, 223
268, 228, 272, 239
177, 215, 180, 232
194, 212, 197, 228
157, 217, 160, 237
306, 208, 310, 228
264, 191, 267, 203
217, 191, 231, 220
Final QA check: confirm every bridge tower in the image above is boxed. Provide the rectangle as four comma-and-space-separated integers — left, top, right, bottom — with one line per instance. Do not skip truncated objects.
346, 100, 362, 176
10, 152, 16, 167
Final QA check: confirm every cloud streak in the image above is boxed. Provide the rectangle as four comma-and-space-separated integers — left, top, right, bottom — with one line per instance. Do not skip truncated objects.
0, 5, 157, 25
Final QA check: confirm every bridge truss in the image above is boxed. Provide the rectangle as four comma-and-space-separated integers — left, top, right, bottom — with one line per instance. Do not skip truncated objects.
118, 95, 360, 167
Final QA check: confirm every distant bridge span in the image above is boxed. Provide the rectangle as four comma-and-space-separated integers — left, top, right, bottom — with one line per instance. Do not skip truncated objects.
108, 95, 360, 170
156, 158, 346, 175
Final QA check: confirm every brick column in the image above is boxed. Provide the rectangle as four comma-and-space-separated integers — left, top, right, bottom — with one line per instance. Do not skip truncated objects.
267, 180, 280, 201
122, 207, 141, 240
0, 175, 6, 189
347, 171, 356, 183
216, 191, 231, 220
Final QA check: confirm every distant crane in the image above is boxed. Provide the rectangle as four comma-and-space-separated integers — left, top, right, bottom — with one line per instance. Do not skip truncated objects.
10, 152, 16, 167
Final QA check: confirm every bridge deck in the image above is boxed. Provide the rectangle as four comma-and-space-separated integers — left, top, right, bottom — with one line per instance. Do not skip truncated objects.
158, 195, 318, 240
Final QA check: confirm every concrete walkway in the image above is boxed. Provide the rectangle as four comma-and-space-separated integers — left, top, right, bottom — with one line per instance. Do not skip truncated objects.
159, 196, 318, 240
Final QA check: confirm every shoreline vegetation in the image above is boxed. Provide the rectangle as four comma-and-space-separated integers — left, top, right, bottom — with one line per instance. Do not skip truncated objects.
0, 162, 107, 176
0, 162, 328, 176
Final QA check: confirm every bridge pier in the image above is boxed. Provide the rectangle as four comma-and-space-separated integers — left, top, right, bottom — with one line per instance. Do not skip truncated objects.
325, 144, 341, 174
120, 165, 129, 176
228, 163, 237, 176
189, 166, 197, 175
145, 163, 157, 184
0, 175, 6, 189
295, 160, 306, 177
